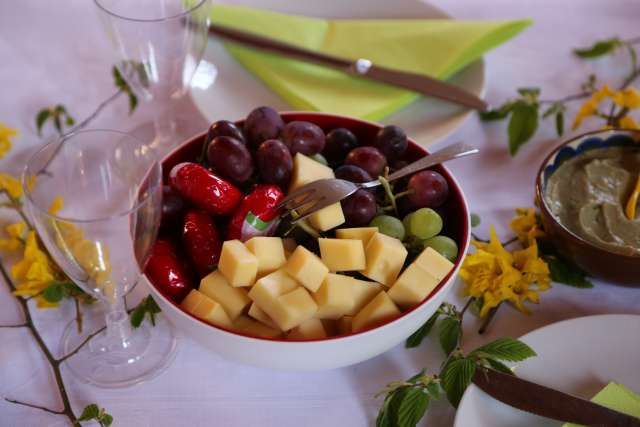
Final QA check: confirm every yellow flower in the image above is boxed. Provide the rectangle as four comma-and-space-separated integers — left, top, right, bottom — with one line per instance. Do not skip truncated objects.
0, 173, 23, 200
619, 115, 640, 129
613, 87, 640, 109
460, 225, 551, 317
48, 196, 64, 215
572, 84, 634, 130
0, 122, 17, 159
510, 208, 545, 246
12, 231, 61, 308
572, 99, 598, 130
0, 222, 27, 251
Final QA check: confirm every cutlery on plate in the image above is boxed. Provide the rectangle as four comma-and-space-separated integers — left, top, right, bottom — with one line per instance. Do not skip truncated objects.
278, 142, 478, 222
207, 24, 489, 112
472, 367, 640, 427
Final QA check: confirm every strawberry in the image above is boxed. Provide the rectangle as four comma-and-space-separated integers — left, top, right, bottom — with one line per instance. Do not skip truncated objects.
182, 209, 222, 278
145, 239, 194, 303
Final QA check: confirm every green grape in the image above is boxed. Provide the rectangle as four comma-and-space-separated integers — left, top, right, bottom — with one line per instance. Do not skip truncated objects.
422, 235, 458, 262
310, 153, 328, 166
470, 213, 481, 228
370, 215, 405, 240
403, 208, 443, 240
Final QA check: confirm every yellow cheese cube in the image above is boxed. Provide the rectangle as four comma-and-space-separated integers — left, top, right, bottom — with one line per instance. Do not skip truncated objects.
313, 273, 356, 319
248, 269, 298, 323
289, 153, 334, 192
352, 291, 401, 333
362, 232, 408, 286
180, 289, 232, 328
233, 315, 281, 338
308, 202, 345, 232
284, 245, 329, 292
318, 238, 366, 272
248, 302, 279, 330
199, 271, 251, 320
275, 287, 318, 330
288, 318, 327, 340
336, 227, 379, 246
348, 278, 383, 316
245, 236, 287, 276
388, 263, 439, 309
219, 240, 258, 287
336, 316, 353, 335
414, 247, 455, 281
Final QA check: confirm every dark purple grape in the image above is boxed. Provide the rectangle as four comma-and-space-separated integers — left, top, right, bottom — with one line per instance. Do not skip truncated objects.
374, 125, 408, 160
161, 186, 185, 227
407, 170, 449, 208
334, 165, 372, 183
206, 120, 245, 145
256, 139, 293, 188
207, 136, 254, 183
345, 146, 387, 178
243, 106, 284, 149
280, 121, 325, 156
323, 128, 358, 163
341, 189, 377, 226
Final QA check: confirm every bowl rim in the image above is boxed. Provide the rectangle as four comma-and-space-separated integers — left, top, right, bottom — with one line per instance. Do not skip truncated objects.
150, 111, 471, 343
535, 127, 640, 260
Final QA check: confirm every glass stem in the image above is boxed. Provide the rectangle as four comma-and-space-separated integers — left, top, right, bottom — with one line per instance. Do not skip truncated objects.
152, 102, 178, 152
104, 296, 132, 349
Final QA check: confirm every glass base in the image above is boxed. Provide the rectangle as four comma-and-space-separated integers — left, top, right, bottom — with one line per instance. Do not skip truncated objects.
61, 311, 178, 388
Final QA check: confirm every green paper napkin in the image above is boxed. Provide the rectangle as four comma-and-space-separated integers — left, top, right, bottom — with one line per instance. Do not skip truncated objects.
210, 4, 531, 120
563, 382, 640, 427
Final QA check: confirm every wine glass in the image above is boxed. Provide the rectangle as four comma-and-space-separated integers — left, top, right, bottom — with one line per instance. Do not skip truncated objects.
23, 129, 177, 388
94, 0, 212, 153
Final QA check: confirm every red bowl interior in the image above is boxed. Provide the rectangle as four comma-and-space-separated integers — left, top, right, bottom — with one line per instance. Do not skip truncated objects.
151, 112, 470, 342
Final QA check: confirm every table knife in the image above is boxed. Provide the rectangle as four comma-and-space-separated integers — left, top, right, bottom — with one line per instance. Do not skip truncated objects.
207, 24, 489, 112
472, 367, 640, 427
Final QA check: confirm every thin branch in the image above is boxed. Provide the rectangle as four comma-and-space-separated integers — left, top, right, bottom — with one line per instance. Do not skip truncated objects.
57, 324, 106, 364
68, 90, 122, 134
478, 305, 500, 334
502, 237, 519, 247
621, 67, 640, 89
4, 398, 64, 415
0, 323, 27, 328
539, 91, 592, 105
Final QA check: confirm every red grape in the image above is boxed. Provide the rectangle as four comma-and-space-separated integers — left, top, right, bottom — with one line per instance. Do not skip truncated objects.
243, 106, 284, 149
341, 189, 377, 226
256, 139, 293, 188
345, 146, 387, 178
408, 170, 449, 208
334, 165, 372, 183
206, 120, 245, 145
323, 128, 358, 163
374, 125, 407, 160
281, 121, 325, 156
161, 186, 185, 228
207, 136, 254, 183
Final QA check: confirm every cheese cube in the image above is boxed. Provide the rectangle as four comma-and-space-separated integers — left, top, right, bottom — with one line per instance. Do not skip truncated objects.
308, 203, 345, 232
414, 247, 455, 281
336, 227, 378, 246
336, 316, 353, 335
284, 245, 329, 292
348, 278, 383, 316
233, 315, 281, 338
180, 289, 232, 328
288, 318, 327, 340
275, 287, 318, 330
219, 240, 258, 287
248, 302, 279, 330
318, 238, 366, 272
199, 271, 251, 320
248, 269, 298, 323
388, 263, 439, 309
362, 232, 408, 286
289, 153, 334, 192
352, 291, 401, 333
313, 273, 356, 320
245, 237, 287, 276
321, 319, 338, 336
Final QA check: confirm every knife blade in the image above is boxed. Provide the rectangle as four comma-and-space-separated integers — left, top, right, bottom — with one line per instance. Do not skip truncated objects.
207, 24, 489, 112
472, 367, 640, 427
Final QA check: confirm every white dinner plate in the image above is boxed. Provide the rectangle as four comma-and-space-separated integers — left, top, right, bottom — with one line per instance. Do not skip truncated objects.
454, 314, 640, 427
189, 0, 486, 147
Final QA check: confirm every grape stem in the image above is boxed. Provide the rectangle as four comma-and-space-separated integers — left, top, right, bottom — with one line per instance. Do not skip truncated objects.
378, 176, 398, 217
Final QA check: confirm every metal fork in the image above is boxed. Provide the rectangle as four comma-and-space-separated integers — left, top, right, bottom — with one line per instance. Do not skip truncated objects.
279, 141, 479, 223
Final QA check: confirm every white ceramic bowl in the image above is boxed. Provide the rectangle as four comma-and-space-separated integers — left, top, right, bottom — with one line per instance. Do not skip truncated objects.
145, 112, 471, 370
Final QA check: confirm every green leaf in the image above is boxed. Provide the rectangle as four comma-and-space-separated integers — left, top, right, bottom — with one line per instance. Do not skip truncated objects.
376, 393, 394, 427
545, 255, 594, 288
507, 101, 539, 155
573, 38, 621, 58
65, 115, 75, 127
555, 111, 564, 136
127, 92, 138, 114
470, 213, 481, 228
405, 312, 439, 348
130, 295, 162, 328
53, 115, 62, 134
42, 282, 64, 303
101, 414, 114, 427
438, 317, 461, 356
35, 109, 51, 136
471, 337, 536, 362
393, 387, 430, 427
486, 358, 514, 375
112, 66, 127, 89
479, 102, 514, 121
517, 87, 541, 98
78, 403, 100, 421
425, 381, 441, 399
440, 357, 476, 407
130, 304, 146, 328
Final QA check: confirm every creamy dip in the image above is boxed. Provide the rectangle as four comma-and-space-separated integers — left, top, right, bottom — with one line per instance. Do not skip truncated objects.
544, 146, 640, 256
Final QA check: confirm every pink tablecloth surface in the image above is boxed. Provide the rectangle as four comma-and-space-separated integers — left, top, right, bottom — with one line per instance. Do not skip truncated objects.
1, 1, 640, 426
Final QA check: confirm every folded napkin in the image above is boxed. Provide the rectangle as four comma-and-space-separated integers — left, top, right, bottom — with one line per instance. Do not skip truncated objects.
563, 382, 640, 427
210, 4, 531, 120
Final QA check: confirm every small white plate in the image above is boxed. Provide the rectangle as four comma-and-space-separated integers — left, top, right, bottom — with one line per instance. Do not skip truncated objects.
455, 314, 640, 427
189, 0, 485, 147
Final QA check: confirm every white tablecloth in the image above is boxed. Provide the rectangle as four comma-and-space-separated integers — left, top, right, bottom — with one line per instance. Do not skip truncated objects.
1, 1, 640, 426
